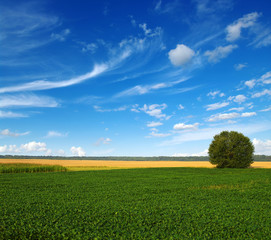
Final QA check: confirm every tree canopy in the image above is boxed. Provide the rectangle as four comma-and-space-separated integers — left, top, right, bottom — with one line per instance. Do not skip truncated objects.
209, 131, 254, 168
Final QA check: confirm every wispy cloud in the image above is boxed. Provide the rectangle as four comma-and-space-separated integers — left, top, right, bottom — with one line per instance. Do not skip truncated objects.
45, 131, 68, 138
206, 102, 229, 111
0, 94, 59, 108
207, 111, 256, 122
204, 44, 238, 63
0, 129, 29, 137
162, 121, 271, 146
114, 77, 189, 98
94, 137, 112, 146
51, 29, 70, 42
0, 110, 27, 118
234, 63, 247, 71
252, 89, 271, 98
207, 90, 225, 98
0, 2, 60, 57
0, 64, 107, 93
93, 105, 128, 112
147, 121, 163, 127
226, 12, 260, 42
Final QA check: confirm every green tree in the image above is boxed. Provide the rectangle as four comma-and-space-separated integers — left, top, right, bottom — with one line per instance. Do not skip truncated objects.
208, 131, 254, 168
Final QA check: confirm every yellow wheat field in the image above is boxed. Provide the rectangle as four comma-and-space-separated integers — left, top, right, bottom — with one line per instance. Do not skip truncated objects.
1, 159, 271, 169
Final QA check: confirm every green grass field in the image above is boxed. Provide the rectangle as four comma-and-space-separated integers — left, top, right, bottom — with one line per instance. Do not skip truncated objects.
1, 168, 271, 239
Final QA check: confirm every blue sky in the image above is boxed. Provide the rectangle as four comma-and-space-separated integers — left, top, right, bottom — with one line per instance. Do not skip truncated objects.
1, 0, 271, 156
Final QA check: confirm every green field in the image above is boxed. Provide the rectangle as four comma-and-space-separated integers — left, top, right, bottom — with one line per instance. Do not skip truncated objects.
0, 163, 67, 173
1, 168, 271, 239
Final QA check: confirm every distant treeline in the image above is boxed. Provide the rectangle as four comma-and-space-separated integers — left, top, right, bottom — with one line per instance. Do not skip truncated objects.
1, 155, 271, 161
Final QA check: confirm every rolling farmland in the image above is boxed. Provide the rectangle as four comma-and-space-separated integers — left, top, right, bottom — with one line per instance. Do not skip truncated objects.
0, 158, 271, 169
1, 167, 271, 239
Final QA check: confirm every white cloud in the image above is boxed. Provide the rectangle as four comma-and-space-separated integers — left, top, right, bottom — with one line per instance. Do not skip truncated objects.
241, 112, 256, 117
172, 149, 208, 157
95, 137, 112, 146
0, 110, 27, 118
0, 129, 29, 137
46, 131, 68, 138
178, 104, 184, 110
51, 29, 70, 42
206, 102, 229, 111
0, 94, 59, 108
207, 91, 219, 98
252, 89, 271, 98
226, 12, 260, 42
229, 107, 244, 111
168, 44, 195, 66
207, 91, 225, 98
204, 44, 238, 63
230, 94, 247, 103
139, 104, 168, 119
173, 123, 199, 131
70, 146, 86, 157
139, 23, 162, 37
260, 71, 271, 84
235, 63, 247, 70
147, 121, 163, 127
0, 141, 53, 155
0, 145, 20, 153
253, 138, 271, 155
208, 112, 240, 122
0, 64, 108, 93
245, 79, 256, 89
21, 141, 47, 152
208, 111, 256, 122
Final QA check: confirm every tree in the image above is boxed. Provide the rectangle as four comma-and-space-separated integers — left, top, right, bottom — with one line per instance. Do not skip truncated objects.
208, 131, 254, 168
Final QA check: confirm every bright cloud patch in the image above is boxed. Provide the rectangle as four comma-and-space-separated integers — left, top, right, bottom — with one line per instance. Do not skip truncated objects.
226, 12, 260, 42
245, 79, 256, 89
208, 111, 256, 122
206, 102, 229, 111
168, 44, 195, 66
253, 138, 271, 155
139, 104, 168, 119
173, 123, 199, 131
229, 94, 247, 103
204, 45, 238, 63
0, 141, 52, 155
147, 121, 163, 127
70, 146, 86, 157
252, 89, 271, 98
